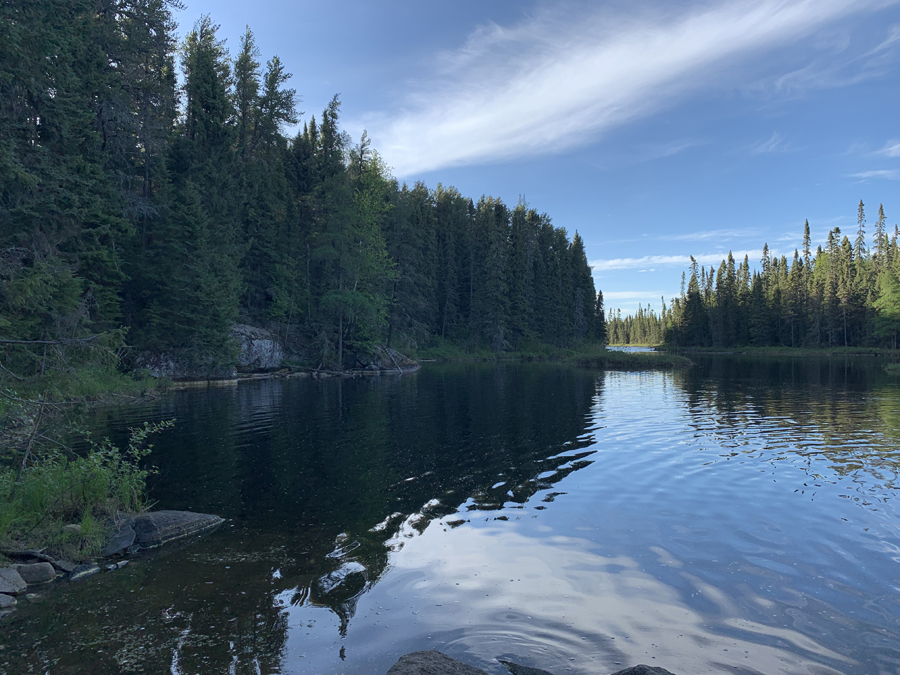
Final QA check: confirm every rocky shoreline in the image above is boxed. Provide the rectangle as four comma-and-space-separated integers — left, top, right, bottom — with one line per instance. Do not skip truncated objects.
0, 510, 222, 617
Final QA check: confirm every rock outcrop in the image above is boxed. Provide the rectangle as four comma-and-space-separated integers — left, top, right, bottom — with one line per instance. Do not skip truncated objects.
232, 324, 284, 371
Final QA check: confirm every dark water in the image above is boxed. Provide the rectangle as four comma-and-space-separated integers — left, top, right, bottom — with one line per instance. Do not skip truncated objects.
2, 359, 900, 675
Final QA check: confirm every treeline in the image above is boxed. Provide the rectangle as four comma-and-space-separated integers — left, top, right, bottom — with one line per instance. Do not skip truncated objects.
0, 2, 600, 378
609, 203, 900, 349
606, 305, 665, 346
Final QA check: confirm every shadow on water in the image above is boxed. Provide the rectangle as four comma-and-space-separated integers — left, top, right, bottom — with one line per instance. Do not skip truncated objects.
1, 364, 602, 674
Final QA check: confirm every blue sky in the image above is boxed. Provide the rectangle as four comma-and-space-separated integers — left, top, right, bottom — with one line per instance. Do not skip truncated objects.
177, 0, 900, 314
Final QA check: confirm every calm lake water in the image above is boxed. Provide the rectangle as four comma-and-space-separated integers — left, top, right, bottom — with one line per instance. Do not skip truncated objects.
2, 358, 900, 675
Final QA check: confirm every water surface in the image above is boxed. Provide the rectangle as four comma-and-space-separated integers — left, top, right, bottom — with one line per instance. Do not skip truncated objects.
2, 358, 899, 675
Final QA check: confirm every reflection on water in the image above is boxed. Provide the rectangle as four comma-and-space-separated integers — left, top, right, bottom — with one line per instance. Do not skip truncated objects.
2, 359, 899, 675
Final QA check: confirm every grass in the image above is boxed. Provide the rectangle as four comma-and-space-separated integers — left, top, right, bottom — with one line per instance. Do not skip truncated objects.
886, 363, 900, 374
412, 339, 693, 370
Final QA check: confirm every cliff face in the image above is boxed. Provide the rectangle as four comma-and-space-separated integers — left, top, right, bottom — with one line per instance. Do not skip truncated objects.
135, 325, 417, 380
232, 325, 284, 371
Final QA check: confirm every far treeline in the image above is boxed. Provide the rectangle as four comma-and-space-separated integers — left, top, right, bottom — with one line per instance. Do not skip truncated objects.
608, 203, 900, 349
0, 1, 604, 385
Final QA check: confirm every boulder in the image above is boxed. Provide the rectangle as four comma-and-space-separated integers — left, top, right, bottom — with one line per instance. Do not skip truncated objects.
10, 563, 56, 585
131, 510, 224, 549
0, 594, 16, 609
499, 661, 556, 675
69, 564, 100, 581
611, 667, 677, 675
232, 324, 283, 370
387, 651, 488, 675
101, 524, 136, 557
0, 568, 27, 595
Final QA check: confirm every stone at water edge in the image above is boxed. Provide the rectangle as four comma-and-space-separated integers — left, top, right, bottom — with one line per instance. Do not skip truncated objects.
386, 650, 489, 675
499, 660, 556, 675
131, 511, 224, 549
101, 523, 136, 557
52, 559, 77, 574
611, 667, 677, 675
0, 593, 16, 609
10, 563, 56, 585
0, 568, 27, 595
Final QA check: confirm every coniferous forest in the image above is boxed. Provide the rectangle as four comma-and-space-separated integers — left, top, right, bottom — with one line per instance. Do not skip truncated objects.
0, 2, 602, 380
608, 204, 900, 349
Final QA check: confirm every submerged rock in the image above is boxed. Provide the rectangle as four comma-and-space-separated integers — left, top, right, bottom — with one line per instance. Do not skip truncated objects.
385, 653, 679, 675
499, 661, 556, 675
10, 563, 56, 585
387, 651, 488, 675
0, 568, 27, 595
131, 510, 224, 548
69, 564, 100, 581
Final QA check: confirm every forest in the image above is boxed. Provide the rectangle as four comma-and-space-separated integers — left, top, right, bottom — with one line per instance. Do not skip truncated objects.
608, 203, 900, 349
0, 1, 602, 384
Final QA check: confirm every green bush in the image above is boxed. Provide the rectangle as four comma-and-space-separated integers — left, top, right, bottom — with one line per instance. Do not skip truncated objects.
0, 421, 172, 559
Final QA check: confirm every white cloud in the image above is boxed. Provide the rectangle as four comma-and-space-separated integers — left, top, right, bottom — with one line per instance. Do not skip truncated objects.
849, 169, 900, 180
603, 291, 669, 301
591, 249, 763, 272
361, 0, 898, 177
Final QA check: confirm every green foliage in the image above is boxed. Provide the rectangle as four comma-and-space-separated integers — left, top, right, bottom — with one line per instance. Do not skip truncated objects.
0, 421, 173, 559
1, 5, 602, 381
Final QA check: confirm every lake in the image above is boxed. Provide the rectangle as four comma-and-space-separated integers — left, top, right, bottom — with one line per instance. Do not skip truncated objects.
2, 357, 899, 675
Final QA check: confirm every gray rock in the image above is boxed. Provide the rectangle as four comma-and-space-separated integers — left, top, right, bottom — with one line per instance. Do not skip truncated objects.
101, 524, 136, 557
0, 568, 27, 595
52, 559, 77, 574
611, 667, 677, 675
0, 594, 16, 609
387, 651, 488, 675
62, 524, 82, 534
131, 510, 224, 549
69, 564, 100, 581
499, 661, 556, 675
10, 563, 56, 585
134, 352, 237, 380
232, 324, 283, 370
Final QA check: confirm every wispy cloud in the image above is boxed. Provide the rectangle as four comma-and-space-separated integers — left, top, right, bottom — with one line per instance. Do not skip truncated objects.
639, 139, 706, 162
876, 140, 900, 157
362, 0, 897, 176
661, 228, 757, 242
849, 169, 900, 180
603, 291, 670, 301
591, 249, 763, 272
750, 131, 794, 154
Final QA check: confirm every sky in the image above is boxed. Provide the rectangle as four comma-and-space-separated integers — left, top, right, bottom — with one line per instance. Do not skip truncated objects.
176, 0, 900, 314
